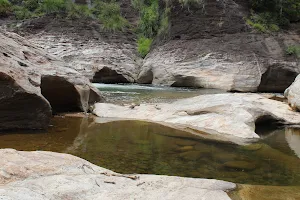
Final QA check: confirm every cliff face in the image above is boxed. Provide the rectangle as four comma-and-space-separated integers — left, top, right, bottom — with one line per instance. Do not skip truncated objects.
138, 0, 300, 92
5, 0, 299, 93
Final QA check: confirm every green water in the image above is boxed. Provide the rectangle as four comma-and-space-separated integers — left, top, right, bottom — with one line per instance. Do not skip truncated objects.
1, 116, 300, 186
93, 83, 225, 104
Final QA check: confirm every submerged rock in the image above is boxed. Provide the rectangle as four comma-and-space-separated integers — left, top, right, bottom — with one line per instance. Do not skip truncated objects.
0, 149, 235, 200
223, 161, 256, 171
93, 93, 300, 144
241, 144, 263, 151
0, 31, 102, 130
179, 150, 205, 161
229, 185, 300, 200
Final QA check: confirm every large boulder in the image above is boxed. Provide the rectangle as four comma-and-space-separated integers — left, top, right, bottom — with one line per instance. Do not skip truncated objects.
0, 149, 235, 200
93, 93, 300, 144
0, 31, 102, 130
0, 66, 51, 130
285, 75, 300, 111
138, 0, 300, 92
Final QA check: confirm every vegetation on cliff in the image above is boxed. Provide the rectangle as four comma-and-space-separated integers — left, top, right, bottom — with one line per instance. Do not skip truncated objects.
1, 0, 299, 57
248, 0, 300, 32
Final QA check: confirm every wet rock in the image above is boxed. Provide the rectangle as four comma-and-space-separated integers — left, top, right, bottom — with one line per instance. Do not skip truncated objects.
179, 151, 204, 161
93, 93, 300, 144
214, 152, 238, 163
223, 161, 256, 171
194, 143, 215, 152
177, 146, 194, 152
229, 185, 300, 200
241, 144, 263, 151
285, 75, 300, 111
0, 149, 236, 200
175, 140, 197, 146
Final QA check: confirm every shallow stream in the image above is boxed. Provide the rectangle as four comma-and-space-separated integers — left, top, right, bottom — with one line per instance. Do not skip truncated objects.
1, 116, 300, 186
1, 84, 299, 187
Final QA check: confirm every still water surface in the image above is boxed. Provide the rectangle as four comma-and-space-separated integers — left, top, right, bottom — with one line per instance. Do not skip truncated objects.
1, 116, 300, 186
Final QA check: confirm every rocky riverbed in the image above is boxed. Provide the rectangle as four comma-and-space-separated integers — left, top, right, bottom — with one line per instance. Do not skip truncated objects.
0, 0, 299, 198
93, 93, 300, 144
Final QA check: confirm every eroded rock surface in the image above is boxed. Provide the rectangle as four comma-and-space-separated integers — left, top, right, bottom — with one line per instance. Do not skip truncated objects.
93, 93, 300, 144
285, 74, 300, 111
138, 0, 300, 92
19, 17, 141, 83
0, 149, 235, 200
0, 31, 102, 129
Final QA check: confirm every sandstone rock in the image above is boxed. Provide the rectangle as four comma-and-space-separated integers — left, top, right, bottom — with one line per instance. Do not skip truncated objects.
0, 66, 51, 130
93, 93, 300, 144
285, 74, 300, 111
20, 17, 141, 84
0, 149, 235, 200
0, 31, 102, 129
138, 0, 300, 92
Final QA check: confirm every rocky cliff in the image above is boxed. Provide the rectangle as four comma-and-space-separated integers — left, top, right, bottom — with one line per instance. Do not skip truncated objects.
11, 0, 299, 93
138, 0, 300, 92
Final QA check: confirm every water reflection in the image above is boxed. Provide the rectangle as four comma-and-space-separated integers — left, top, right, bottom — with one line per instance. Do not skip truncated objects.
0, 116, 299, 186
286, 128, 300, 158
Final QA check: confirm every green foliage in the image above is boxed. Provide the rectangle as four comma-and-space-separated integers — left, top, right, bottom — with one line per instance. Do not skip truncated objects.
0, 0, 12, 17
133, 0, 170, 57
157, 7, 170, 36
137, 36, 152, 58
66, 2, 92, 19
93, 0, 128, 31
12, 5, 33, 19
285, 45, 300, 58
40, 0, 66, 14
138, 1, 159, 38
131, 0, 144, 10
23, 0, 39, 12
250, 0, 300, 24
178, 0, 204, 7
247, 12, 280, 33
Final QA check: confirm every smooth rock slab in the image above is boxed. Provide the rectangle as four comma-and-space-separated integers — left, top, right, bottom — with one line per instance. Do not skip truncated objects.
285, 74, 300, 111
0, 149, 235, 200
93, 93, 300, 144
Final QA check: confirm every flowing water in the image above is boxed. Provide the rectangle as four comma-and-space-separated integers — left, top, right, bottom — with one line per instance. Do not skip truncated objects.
93, 83, 225, 104
1, 116, 300, 186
